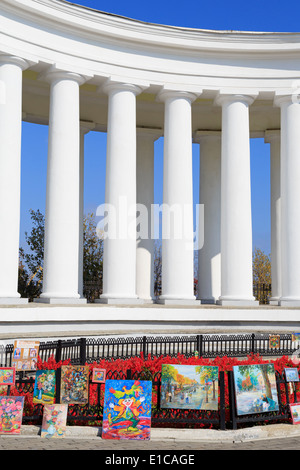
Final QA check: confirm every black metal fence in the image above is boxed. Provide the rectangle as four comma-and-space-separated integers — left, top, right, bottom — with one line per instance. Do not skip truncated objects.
2, 333, 297, 367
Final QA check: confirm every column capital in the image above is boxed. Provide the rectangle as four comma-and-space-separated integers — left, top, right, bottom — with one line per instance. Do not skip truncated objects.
214, 93, 257, 107
157, 88, 199, 103
264, 129, 280, 144
38, 65, 91, 86
136, 127, 163, 141
101, 78, 148, 96
0, 54, 32, 70
193, 130, 221, 143
273, 94, 300, 107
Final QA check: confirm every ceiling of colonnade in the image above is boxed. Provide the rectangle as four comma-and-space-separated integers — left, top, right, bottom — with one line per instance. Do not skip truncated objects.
22, 70, 281, 134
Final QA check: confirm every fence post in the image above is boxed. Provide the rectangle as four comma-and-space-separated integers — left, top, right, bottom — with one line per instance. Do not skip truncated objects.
55, 340, 62, 363
80, 337, 87, 364
251, 333, 255, 354
219, 371, 226, 430
142, 336, 147, 359
197, 335, 203, 357
126, 369, 132, 380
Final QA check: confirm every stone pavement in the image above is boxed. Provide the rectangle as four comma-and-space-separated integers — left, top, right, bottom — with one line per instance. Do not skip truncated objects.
1, 424, 300, 452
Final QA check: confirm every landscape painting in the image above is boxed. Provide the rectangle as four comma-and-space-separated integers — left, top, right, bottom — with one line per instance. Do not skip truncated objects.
0, 396, 24, 434
33, 370, 56, 404
41, 404, 68, 438
102, 379, 152, 440
233, 363, 279, 416
160, 364, 219, 410
60, 365, 89, 405
285, 368, 299, 382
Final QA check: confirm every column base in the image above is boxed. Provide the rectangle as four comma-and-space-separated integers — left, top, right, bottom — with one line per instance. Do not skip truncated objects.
216, 299, 259, 307
198, 298, 217, 305
157, 298, 201, 306
279, 298, 300, 307
95, 297, 145, 305
268, 297, 280, 306
0, 297, 28, 305
34, 297, 87, 305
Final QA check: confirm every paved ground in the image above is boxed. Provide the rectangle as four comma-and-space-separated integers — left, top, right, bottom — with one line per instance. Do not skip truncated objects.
1, 435, 300, 451
1, 424, 300, 452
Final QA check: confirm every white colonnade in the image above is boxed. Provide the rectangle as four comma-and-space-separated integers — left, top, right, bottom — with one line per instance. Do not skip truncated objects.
1, 58, 300, 307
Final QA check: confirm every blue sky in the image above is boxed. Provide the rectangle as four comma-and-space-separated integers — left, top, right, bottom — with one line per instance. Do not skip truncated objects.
20, 0, 300, 255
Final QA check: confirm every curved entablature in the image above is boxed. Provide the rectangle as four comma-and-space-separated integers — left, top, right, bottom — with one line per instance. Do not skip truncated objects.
1, 0, 300, 103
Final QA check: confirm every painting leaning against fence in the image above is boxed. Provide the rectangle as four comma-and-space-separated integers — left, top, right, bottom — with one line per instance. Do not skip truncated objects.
160, 364, 219, 410
60, 365, 89, 405
0, 396, 24, 434
102, 380, 152, 440
233, 363, 279, 415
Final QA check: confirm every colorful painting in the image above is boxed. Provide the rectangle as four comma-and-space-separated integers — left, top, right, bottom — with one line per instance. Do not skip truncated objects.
60, 365, 89, 404
161, 364, 219, 410
292, 333, 300, 343
0, 396, 24, 434
102, 380, 152, 440
233, 363, 279, 416
285, 368, 300, 382
41, 404, 68, 438
92, 368, 106, 383
12, 340, 39, 371
269, 335, 280, 349
0, 367, 16, 386
33, 370, 56, 404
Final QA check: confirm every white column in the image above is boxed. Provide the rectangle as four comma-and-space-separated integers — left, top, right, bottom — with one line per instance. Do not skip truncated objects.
136, 128, 162, 302
0, 55, 30, 304
37, 70, 87, 303
215, 94, 258, 306
157, 90, 199, 305
98, 82, 144, 304
265, 130, 281, 305
274, 95, 300, 306
194, 131, 221, 304
78, 122, 95, 299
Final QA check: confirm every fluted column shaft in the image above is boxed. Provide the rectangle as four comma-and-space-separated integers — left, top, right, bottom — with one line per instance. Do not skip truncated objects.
194, 131, 221, 304
265, 130, 281, 305
0, 56, 30, 304
215, 94, 258, 306
275, 96, 300, 306
38, 70, 86, 303
158, 90, 198, 304
99, 82, 143, 303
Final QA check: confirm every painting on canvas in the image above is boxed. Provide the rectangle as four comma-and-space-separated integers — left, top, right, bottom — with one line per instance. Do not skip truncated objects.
0, 396, 24, 434
33, 370, 56, 404
60, 365, 89, 404
233, 363, 279, 416
161, 364, 219, 410
0, 367, 16, 386
41, 404, 68, 438
102, 380, 152, 440
92, 368, 106, 383
285, 368, 300, 383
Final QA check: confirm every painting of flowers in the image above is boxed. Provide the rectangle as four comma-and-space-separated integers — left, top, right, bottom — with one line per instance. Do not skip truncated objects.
161, 364, 219, 410
60, 365, 89, 404
233, 363, 279, 416
41, 404, 68, 438
0, 396, 24, 434
33, 370, 56, 404
102, 380, 152, 440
